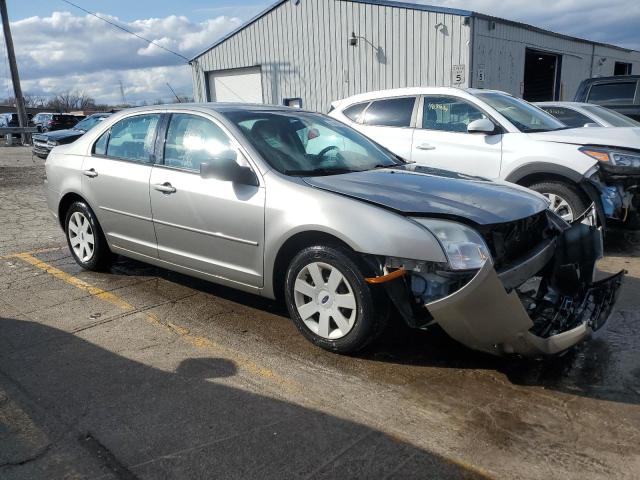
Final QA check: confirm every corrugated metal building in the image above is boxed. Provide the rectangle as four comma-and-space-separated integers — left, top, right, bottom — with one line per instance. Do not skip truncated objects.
190, 0, 640, 112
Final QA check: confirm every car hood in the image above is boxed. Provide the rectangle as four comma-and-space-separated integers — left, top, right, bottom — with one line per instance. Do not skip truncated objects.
36, 128, 84, 141
528, 127, 640, 149
302, 165, 549, 225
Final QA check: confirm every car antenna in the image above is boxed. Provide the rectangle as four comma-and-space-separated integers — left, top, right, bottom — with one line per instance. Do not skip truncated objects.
166, 83, 181, 103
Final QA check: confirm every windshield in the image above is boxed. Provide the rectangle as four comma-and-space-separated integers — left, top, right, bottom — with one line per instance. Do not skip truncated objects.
475, 92, 567, 133
75, 115, 108, 131
583, 105, 640, 127
224, 110, 402, 175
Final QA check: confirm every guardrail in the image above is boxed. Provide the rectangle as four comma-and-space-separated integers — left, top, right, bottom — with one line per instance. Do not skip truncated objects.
0, 127, 38, 134
0, 127, 37, 146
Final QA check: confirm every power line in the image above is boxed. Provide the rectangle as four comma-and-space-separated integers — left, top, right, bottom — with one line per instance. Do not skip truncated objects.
59, 0, 190, 63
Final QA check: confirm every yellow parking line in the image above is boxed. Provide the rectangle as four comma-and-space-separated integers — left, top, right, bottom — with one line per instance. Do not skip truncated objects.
13, 253, 134, 310
0, 246, 63, 261
11, 252, 297, 392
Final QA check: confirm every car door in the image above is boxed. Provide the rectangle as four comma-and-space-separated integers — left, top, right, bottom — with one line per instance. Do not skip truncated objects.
353, 96, 417, 160
81, 113, 161, 259
410, 95, 503, 179
149, 112, 265, 288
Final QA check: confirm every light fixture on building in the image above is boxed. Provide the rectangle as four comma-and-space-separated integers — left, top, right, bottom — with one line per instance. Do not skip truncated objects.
349, 32, 358, 47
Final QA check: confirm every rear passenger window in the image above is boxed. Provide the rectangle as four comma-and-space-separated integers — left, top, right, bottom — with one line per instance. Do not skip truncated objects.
343, 102, 368, 123
539, 107, 594, 128
164, 114, 232, 171
588, 82, 637, 105
362, 97, 416, 127
105, 114, 160, 163
422, 96, 487, 133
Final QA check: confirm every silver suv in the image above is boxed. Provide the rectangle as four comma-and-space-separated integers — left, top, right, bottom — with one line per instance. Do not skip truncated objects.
45, 104, 623, 357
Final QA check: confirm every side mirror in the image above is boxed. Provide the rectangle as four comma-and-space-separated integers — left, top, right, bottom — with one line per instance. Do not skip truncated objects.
467, 118, 498, 135
200, 150, 259, 187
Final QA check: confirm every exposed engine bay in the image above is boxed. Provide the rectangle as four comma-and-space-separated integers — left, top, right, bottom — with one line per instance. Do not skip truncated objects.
369, 208, 624, 356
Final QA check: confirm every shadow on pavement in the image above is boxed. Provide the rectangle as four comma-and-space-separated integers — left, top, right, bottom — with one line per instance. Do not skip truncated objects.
53, 247, 640, 409
0, 317, 487, 479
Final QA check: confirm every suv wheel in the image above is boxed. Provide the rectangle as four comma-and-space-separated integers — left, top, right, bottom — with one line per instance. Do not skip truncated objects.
64, 201, 112, 271
528, 181, 588, 223
284, 245, 388, 354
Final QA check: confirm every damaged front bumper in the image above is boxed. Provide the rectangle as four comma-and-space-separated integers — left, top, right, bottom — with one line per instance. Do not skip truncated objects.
382, 220, 624, 357
584, 168, 640, 229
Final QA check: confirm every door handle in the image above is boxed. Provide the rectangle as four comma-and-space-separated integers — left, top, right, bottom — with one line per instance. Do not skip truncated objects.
83, 168, 98, 178
416, 143, 436, 151
153, 182, 176, 194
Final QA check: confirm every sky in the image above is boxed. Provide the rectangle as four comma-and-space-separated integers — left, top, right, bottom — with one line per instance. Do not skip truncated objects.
2, 0, 639, 105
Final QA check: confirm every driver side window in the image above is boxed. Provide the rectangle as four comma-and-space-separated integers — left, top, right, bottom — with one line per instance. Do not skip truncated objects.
422, 96, 487, 133
164, 114, 235, 171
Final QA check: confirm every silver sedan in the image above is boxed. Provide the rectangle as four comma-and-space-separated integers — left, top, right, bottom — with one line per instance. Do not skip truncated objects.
44, 104, 623, 356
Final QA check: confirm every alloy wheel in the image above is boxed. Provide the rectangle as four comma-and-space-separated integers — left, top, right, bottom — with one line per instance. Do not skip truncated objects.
293, 262, 357, 340
544, 193, 574, 222
68, 212, 95, 262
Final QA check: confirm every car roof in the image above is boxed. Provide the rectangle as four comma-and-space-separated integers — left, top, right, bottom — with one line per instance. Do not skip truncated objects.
581, 75, 640, 83
332, 87, 510, 107
108, 103, 315, 117
535, 102, 592, 107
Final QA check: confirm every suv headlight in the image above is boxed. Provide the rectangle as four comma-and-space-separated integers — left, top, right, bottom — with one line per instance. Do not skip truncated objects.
47, 140, 59, 147
580, 147, 640, 168
412, 218, 491, 270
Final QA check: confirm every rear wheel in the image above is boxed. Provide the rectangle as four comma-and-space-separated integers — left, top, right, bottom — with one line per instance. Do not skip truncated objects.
528, 181, 588, 223
64, 201, 112, 271
284, 245, 388, 354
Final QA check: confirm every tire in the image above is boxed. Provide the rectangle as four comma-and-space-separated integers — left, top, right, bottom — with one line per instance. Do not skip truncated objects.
528, 181, 588, 223
64, 201, 112, 271
284, 245, 389, 354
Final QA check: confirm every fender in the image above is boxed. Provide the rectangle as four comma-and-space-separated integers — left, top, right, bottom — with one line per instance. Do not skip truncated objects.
504, 162, 584, 185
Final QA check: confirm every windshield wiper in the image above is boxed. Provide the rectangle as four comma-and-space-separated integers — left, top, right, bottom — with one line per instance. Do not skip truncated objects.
283, 167, 359, 176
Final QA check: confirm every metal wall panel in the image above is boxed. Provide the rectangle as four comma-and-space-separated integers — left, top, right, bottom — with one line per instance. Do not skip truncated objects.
472, 17, 640, 100
192, 0, 471, 112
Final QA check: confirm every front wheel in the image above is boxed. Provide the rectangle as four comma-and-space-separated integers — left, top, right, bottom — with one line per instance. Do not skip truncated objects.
528, 181, 588, 223
284, 245, 388, 354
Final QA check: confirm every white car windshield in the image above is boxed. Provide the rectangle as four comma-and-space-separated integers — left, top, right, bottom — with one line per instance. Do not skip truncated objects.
583, 105, 640, 127
475, 92, 567, 133
225, 110, 402, 176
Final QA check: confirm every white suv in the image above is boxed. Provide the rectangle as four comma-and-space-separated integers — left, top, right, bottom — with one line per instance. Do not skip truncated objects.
329, 88, 640, 228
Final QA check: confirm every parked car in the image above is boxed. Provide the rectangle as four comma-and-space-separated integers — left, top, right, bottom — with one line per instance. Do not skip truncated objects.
32, 112, 79, 132
574, 75, 640, 121
45, 104, 623, 357
536, 101, 640, 128
329, 88, 640, 229
32, 112, 112, 159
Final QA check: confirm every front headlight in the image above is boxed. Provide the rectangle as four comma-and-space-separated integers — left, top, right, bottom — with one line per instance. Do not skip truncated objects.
47, 140, 59, 147
412, 218, 491, 270
580, 147, 640, 168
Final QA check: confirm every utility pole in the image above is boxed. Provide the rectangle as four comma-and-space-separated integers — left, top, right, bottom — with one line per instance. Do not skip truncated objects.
0, 0, 29, 144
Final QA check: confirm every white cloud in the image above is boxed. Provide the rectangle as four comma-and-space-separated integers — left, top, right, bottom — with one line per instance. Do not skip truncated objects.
2, 11, 242, 104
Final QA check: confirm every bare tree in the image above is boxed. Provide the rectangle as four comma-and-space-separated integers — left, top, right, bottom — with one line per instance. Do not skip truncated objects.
46, 90, 97, 112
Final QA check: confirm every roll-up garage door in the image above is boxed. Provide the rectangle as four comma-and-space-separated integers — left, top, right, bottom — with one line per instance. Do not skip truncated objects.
208, 67, 264, 103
